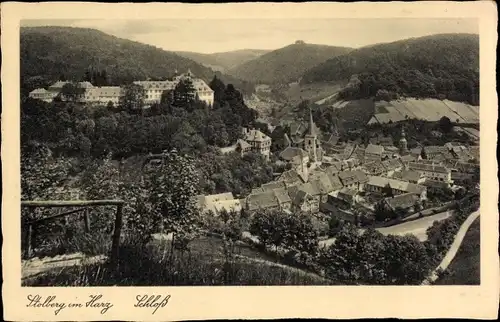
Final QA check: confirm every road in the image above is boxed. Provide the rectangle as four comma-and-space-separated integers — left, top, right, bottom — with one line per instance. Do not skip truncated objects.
376, 211, 452, 241
422, 210, 480, 285
319, 211, 452, 248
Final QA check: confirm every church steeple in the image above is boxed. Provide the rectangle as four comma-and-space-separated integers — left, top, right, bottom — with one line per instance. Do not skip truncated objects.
303, 105, 322, 163
399, 125, 408, 155
308, 106, 317, 137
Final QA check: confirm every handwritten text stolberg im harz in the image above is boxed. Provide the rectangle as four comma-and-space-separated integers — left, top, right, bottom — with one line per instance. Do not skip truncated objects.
26, 294, 171, 315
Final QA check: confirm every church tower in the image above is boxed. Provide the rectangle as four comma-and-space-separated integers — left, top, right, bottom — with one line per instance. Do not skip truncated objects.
303, 107, 322, 162
399, 125, 408, 156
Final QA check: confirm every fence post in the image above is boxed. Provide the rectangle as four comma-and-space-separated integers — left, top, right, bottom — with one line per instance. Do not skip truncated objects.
111, 204, 123, 270
25, 224, 33, 259
84, 208, 91, 233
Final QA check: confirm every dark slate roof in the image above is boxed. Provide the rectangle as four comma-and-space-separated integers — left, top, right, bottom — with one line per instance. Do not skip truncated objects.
262, 181, 287, 191
246, 191, 279, 211
279, 147, 308, 161
274, 187, 292, 204
384, 193, 420, 210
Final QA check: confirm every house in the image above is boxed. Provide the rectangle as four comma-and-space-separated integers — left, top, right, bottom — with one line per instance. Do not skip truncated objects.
235, 139, 252, 156
338, 170, 369, 191
28, 88, 58, 102
261, 181, 287, 191
291, 190, 316, 213
363, 161, 386, 176
277, 169, 306, 186
449, 161, 479, 183
274, 187, 292, 212
245, 191, 280, 212
381, 158, 403, 176
400, 154, 418, 164
365, 144, 385, 161
383, 193, 420, 213
241, 128, 272, 160
196, 192, 242, 216
392, 169, 425, 184
309, 172, 344, 202
422, 179, 452, 191
336, 188, 360, 205
288, 180, 322, 213
365, 176, 427, 200
408, 162, 452, 184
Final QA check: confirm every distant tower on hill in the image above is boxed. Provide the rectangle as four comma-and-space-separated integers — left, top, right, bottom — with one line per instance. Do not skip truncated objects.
399, 125, 408, 156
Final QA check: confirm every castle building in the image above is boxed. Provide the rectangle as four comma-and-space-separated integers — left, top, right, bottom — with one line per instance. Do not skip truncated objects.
28, 70, 215, 107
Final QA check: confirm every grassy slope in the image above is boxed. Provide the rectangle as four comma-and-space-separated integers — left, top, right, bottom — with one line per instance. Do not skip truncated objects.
23, 235, 332, 286
229, 42, 352, 84
435, 217, 480, 285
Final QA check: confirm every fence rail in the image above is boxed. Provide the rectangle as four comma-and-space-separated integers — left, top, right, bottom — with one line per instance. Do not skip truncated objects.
21, 200, 125, 270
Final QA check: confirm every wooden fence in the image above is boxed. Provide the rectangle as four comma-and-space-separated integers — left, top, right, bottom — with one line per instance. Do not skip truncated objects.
21, 200, 125, 268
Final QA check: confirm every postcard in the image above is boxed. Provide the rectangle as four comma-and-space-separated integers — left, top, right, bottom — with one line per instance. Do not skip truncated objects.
2, 1, 499, 320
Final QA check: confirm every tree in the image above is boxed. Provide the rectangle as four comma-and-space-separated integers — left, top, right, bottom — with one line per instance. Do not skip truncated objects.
204, 209, 243, 283
393, 206, 408, 219
160, 90, 174, 106
209, 75, 226, 106
374, 201, 391, 222
281, 212, 319, 254
60, 82, 85, 102
119, 83, 145, 113
420, 146, 428, 159
318, 223, 362, 283
381, 235, 433, 284
172, 78, 196, 109
328, 216, 342, 236
249, 209, 287, 253
144, 150, 201, 259
438, 116, 453, 133
382, 183, 393, 198
21, 143, 72, 201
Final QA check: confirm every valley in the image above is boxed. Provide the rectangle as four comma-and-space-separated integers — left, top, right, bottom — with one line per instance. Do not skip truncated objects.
20, 26, 480, 287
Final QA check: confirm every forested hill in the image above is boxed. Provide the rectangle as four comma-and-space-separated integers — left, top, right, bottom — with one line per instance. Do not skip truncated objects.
20, 26, 255, 95
228, 41, 353, 84
301, 34, 479, 105
175, 49, 270, 72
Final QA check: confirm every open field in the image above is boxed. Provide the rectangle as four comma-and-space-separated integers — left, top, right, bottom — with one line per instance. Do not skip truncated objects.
284, 82, 345, 105
368, 98, 479, 125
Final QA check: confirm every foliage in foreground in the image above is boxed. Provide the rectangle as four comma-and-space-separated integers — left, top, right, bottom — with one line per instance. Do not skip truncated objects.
23, 236, 332, 286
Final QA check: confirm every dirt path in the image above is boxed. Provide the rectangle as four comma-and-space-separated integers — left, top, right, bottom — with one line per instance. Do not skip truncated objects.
22, 253, 107, 280
421, 210, 480, 285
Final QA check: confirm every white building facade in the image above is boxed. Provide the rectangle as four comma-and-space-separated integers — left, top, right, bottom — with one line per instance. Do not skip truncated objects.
28, 70, 215, 107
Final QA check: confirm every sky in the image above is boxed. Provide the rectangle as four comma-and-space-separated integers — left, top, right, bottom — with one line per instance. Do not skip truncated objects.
21, 18, 478, 54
